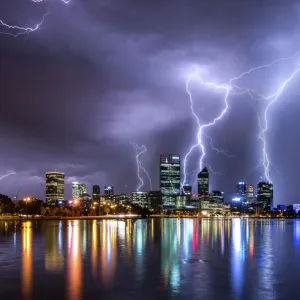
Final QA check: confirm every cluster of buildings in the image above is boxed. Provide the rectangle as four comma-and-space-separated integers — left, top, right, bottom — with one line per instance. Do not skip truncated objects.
44, 153, 275, 214
158, 153, 274, 215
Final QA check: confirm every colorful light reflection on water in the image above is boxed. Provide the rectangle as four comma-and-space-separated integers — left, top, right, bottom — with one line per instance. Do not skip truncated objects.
0, 219, 300, 299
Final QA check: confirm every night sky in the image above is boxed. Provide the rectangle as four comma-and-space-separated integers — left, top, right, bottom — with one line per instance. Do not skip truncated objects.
1, 0, 300, 204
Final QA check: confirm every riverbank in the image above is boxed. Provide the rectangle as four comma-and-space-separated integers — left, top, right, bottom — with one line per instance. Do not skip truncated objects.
0, 215, 297, 221
0, 215, 142, 221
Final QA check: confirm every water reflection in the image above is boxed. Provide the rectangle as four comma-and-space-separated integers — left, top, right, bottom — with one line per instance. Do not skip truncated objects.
67, 220, 82, 300
161, 219, 181, 291
21, 221, 32, 300
231, 218, 243, 297
100, 220, 117, 288
91, 220, 98, 279
45, 221, 64, 272
2, 219, 300, 299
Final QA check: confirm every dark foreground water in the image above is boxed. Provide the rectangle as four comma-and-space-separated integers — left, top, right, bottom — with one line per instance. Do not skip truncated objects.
0, 218, 300, 300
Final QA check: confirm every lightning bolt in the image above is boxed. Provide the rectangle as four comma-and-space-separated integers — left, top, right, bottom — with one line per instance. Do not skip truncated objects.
183, 72, 230, 185
184, 51, 300, 186
130, 141, 153, 192
0, 0, 70, 37
203, 133, 235, 157
230, 52, 300, 183
0, 171, 16, 180
256, 67, 300, 182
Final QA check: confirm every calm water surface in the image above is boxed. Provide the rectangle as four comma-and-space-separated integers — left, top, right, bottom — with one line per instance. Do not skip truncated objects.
0, 218, 300, 300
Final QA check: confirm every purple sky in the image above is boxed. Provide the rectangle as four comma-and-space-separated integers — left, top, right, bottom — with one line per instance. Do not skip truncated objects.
1, 0, 300, 204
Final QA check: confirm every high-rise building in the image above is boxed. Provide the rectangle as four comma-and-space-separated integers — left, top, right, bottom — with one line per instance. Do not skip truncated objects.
245, 184, 254, 204
237, 182, 246, 197
72, 182, 87, 200
159, 153, 181, 208
131, 192, 149, 208
104, 186, 114, 201
46, 172, 64, 206
257, 181, 273, 211
92, 185, 101, 202
198, 167, 209, 196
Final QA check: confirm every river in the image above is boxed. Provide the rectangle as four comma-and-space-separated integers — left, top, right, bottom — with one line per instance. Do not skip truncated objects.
0, 218, 299, 299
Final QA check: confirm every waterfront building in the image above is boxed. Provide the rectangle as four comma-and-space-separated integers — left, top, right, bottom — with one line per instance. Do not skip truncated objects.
277, 204, 286, 212
148, 191, 162, 211
131, 192, 149, 208
198, 167, 209, 196
104, 186, 114, 201
113, 194, 129, 204
245, 184, 254, 204
46, 172, 64, 206
210, 190, 224, 203
72, 182, 87, 201
92, 185, 101, 202
231, 196, 244, 214
257, 181, 273, 211
159, 153, 181, 208
237, 182, 246, 198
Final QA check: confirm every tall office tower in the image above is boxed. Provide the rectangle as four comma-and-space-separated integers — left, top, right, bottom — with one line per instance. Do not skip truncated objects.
104, 186, 114, 197
160, 153, 181, 208
245, 184, 254, 204
257, 181, 273, 211
198, 167, 209, 196
46, 172, 64, 206
237, 182, 246, 197
131, 191, 149, 208
72, 182, 87, 200
92, 185, 101, 202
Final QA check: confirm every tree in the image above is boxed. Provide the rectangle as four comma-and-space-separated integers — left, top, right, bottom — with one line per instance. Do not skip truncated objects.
0, 194, 14, 214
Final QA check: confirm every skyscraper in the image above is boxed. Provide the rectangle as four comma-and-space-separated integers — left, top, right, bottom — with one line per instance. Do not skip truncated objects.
92, 185, 101, 202
46, 172, 64, 206
72, 182, 87, 200
160, 153, 181, 208
245, 184, 254, 204
257, 181, 273, 210
237, 182, 246, 197
104, 186, 114, 197
198, 167, 209, 196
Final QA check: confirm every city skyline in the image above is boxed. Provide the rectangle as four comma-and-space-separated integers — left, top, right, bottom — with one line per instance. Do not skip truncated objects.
22, 154, 273, 208
1, 1, 300, 204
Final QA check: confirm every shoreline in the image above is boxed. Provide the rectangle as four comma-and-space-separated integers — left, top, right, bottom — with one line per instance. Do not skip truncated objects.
0, 215, 298, 221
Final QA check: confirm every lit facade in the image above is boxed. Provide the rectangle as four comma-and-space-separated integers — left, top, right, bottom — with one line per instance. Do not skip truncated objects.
257, 181, 273, 211
46, 172, 64, 206
160, 153, 181, 208
210, 190, 224, 203
104, 186, 114, 200
72, 182, 87, 200
198, 167, 209, 196
245, 184, 254, 204
131, 192, 149, 208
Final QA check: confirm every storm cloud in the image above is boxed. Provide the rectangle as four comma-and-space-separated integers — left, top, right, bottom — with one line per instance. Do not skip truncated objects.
1, 0, 300, 203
